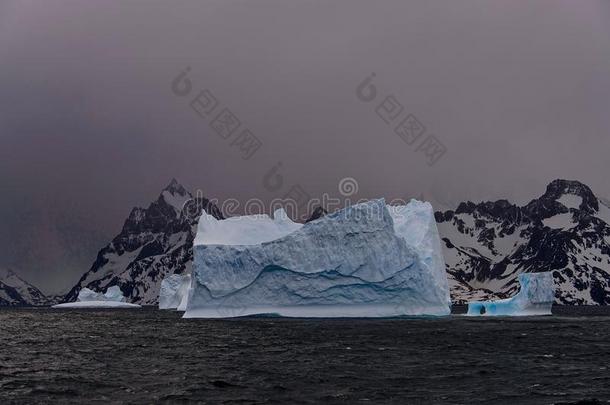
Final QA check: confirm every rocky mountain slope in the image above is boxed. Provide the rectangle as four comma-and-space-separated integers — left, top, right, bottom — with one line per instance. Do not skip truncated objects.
63, 179, 223, 305
58, 178, 609, 306
0, 268, 47, 306
437, 179, 610, 304
61, 189, 341, 305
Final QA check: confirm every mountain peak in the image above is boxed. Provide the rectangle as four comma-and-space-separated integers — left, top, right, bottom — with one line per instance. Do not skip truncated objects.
0, 267, 47, 306
540, 179, 598, 213
163, 178, 188, 195
545, 179, 594, 197
437, 179, 610, 305
159, 179, 192, 213
64, 181, 223, 305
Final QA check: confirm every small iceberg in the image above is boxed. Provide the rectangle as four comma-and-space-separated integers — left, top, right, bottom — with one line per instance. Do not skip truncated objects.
53, 286, 140, 309
466, 272, 554, 316
159, 273, 191, 311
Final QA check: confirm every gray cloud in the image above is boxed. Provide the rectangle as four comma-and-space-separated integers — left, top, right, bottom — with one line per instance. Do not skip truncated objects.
1, 0, 609, 292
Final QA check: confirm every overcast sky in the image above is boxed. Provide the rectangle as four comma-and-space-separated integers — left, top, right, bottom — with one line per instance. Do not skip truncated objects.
1, 0, 610, 292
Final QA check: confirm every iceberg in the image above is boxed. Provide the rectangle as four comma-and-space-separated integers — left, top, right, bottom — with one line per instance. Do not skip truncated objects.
53, 286, 140, 308
97, 286, 127, 302
184, 199, 450, 318
466, 272, 554, 316
74, 287, 107, 302
52, 301, 141, 308
159, 273, 191, 310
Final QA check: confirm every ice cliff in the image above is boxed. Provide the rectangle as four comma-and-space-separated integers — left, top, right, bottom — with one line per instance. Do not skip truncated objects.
159, 273, 191, 310
184, 199, 450, 318
466, 272, 555, 316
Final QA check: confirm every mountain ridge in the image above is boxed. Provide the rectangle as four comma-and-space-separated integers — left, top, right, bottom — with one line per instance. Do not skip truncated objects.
0, 268, 47, 306
4, 178, 609, 306
437, 179, 610, 304
62, 179, 223, 304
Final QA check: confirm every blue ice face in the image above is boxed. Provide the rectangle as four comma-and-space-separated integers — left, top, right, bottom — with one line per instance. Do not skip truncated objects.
185, 199, 451, 318
466, 272, 555, 317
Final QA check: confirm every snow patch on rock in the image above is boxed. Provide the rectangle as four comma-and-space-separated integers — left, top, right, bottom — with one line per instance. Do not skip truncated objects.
542, 213, 575, 230
557, 194, 582, 210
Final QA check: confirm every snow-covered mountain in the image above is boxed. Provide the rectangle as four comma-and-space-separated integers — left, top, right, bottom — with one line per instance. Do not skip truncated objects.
437, 179, 610, 304
0, 268, 47, 306
63, 179, 223, 305
63, 178, 609, 307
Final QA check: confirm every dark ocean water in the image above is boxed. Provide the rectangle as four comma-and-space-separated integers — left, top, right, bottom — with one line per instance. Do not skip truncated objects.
1, 307, 609, 404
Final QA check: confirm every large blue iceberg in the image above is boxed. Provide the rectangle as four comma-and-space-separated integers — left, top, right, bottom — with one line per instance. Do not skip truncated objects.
467, 272, 555, 316
184, 199, 450, 318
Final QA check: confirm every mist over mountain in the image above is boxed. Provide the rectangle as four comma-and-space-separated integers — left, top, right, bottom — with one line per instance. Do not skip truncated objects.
0, 198, 109, 294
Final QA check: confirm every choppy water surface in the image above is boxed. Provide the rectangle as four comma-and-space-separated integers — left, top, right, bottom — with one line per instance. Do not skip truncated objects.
1, 307, 609, 404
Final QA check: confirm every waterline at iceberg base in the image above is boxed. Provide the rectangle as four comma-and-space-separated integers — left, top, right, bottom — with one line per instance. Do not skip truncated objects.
184, 199, 451, 318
